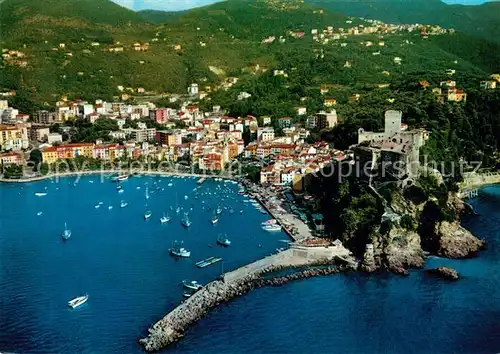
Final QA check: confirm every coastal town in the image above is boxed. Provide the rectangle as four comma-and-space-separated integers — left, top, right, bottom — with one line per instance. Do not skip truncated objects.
2, 0, 500, 352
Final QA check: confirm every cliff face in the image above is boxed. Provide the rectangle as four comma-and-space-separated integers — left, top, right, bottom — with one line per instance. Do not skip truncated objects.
362, 183, 484, 274
362, 225, 424, 274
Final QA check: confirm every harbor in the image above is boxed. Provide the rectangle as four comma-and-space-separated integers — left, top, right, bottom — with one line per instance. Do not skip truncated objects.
140, 244, 356, 351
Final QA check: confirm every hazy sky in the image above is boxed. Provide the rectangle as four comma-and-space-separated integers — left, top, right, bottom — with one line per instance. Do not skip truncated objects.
111, 0, 491, 12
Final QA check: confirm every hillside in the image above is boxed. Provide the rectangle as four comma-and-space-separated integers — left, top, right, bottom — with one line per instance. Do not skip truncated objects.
137, 9, 185, 24
307, 0, 500, 43
0, 0, 499, 110
0, 0, 145, 29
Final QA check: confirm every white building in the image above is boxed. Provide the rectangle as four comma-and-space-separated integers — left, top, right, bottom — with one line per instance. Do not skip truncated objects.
257, 127, 275, 142
188, 83, 199, 97
47, 133, 63, 145
296, 106, 307, 116
237, 92, 252, 100
109, 131, 127, 140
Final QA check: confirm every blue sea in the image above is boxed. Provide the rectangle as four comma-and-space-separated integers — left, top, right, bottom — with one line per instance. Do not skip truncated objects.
1, 177, 500, 353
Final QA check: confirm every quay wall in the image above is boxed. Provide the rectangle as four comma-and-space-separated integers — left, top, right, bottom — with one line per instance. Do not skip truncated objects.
139, 247, 356, 351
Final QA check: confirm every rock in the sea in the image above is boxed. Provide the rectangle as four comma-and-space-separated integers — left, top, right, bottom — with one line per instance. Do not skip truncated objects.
426, 266, 459, 280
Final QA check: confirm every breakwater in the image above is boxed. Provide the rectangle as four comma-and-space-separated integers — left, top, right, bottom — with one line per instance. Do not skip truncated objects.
139, 246, 357, 351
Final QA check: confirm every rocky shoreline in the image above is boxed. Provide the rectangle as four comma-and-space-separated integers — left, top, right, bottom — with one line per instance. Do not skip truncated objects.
139, 258, 356, 352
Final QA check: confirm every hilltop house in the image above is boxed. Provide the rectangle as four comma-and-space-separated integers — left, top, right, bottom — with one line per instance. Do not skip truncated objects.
480, 80, 497, 90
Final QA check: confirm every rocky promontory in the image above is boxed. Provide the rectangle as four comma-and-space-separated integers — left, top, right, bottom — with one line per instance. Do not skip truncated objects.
433, 221, 485, 258
361, 173, 485, 274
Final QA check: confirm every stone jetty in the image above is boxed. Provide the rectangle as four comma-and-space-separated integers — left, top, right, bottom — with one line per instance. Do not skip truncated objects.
139, 245, 357, 351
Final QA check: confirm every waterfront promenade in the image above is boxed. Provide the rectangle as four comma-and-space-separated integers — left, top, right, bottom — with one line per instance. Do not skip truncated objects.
140, 244, 356, 351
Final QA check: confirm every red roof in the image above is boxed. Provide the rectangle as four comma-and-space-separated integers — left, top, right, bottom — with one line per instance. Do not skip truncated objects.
270, 144, 295, 149
1, 152, 21, 157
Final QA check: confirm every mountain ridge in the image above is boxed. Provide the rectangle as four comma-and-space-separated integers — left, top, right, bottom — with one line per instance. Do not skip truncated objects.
307, 0, 500, 43
0, 0, 499, 109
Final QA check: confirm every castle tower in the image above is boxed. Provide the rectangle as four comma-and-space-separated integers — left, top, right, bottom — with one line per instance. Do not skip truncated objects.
384, 110, 402, 138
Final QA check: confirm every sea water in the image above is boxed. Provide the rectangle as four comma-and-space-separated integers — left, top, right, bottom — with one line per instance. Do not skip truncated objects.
1, 179, 500, 353
0, 175, 287, 353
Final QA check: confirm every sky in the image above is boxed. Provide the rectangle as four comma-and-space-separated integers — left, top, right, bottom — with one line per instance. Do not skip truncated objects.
111, 0, 492, 12
112, 0, 221, 11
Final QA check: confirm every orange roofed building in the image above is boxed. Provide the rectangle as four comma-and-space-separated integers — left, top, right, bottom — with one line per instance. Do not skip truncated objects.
42, 143, 94, 164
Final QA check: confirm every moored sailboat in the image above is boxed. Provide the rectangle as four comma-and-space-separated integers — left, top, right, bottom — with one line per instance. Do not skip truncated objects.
62, 223, 71, 240
181, 213, 192, 227
217, 234, 231, 247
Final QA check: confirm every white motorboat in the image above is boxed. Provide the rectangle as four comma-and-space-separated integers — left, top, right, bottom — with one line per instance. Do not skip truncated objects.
170, 241, 191, 257
68, 295, 88, 309
182, 280, 202, 291
160, 213, 171, 223
262, 224, 282, 232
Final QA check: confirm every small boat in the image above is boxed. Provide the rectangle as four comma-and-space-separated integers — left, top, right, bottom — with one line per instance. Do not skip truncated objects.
37, 211, 43, 216
211, 217, 219, 224
62, 223, 71, 240
183, 292, 192, 298
217, 234, 231, 247
108, 205, 113, 210
95, 205, 100, 209
181, 213, 192, 228
68, 295, 88, 309
99, 202, 103, 205
116, 185, 122, 190
167, 183, 173, 187
120, 201, 128, 208
216, 206, 222, 215
144, 210, 152, 220
113, 174, 129, 182
170, 241, 191, 258
175, 206, 181, 214
145, 186, 150, 200
35, 192, 47, 197
262, 224, 282, 232
184, 195, 188, 200
182, 280, 203, 291
160, 213, 171, 223
262, 219, 277, 225
118, 189, 124, 194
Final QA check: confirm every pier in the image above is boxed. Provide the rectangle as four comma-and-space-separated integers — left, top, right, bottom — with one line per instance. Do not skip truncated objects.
139, 244, 356, 351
